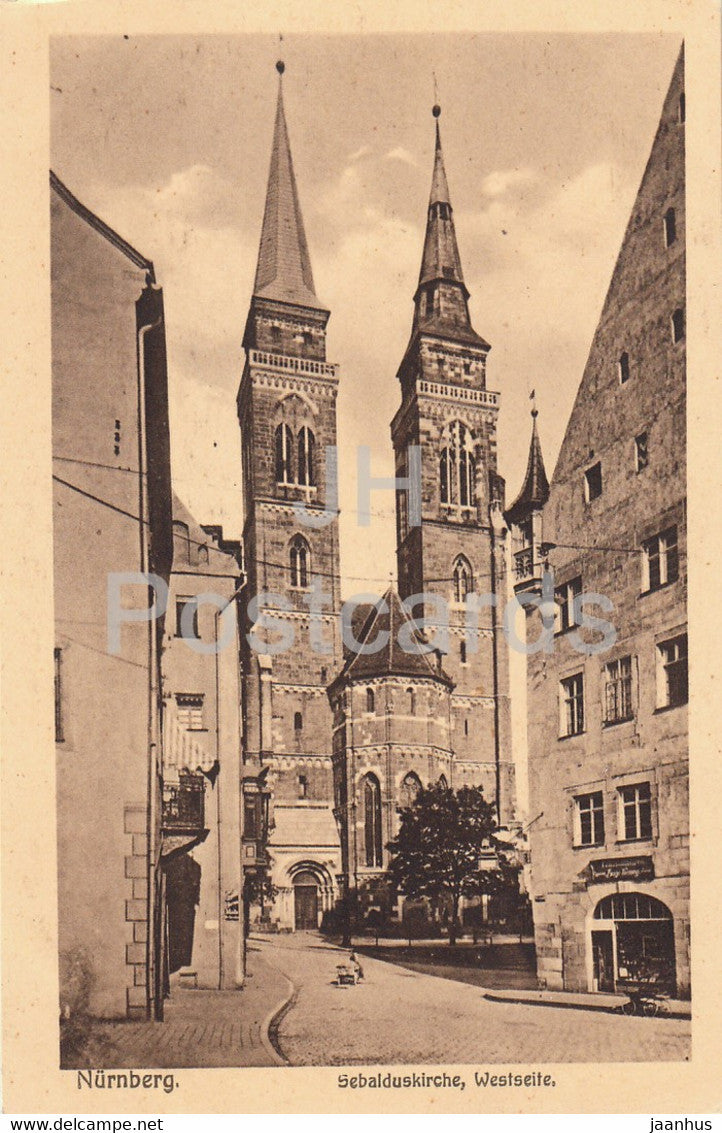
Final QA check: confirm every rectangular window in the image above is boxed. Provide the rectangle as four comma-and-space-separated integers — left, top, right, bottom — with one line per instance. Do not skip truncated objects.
671, 308, 685, 343
176, 596, 199, 639
574, 791, 604, 847
555, 576, 582, 634
243, 797, 258, 839
642, 527, 679, 592
618, 782, 652, 841
560, 673, 584, 737
54, 647, 64, 743
635, 432, 649, 472
604, 656, 633, 724
657, 634, 688, 708
176, 694, 204, 730
663, 208, 676, 248
584, 462, 602, 502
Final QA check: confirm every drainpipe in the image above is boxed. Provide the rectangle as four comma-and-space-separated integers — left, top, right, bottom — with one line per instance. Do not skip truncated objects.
213, 607, 224, 990
489, 500, 504, 828
137, 314, 162, 1021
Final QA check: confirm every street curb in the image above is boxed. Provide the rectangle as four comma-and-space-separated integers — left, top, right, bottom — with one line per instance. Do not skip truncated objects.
482, 991, 691, 1020
267, 982, 299, 1066
257, 957, 296, 1067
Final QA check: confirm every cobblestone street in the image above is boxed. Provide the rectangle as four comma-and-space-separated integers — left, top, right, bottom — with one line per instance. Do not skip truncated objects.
259, 932, 690, 1067
63, 944, 288, 1069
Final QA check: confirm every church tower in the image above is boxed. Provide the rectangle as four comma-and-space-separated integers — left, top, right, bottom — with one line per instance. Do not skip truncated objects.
391, 106, 515, 823
238, 63, 342, 930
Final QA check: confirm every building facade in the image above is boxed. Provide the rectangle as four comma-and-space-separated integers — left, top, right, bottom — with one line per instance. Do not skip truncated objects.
390, 109, 515, 824
509, 50, 688, 996
52, 172, 173, 1021
161, 497, 245, 990
237, 66, 343, 930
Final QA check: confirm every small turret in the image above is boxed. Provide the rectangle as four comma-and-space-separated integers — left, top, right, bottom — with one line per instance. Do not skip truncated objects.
505, 398, 550, 590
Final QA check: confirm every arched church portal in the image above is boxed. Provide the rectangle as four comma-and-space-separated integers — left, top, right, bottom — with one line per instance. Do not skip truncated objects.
290, 866, 330, 930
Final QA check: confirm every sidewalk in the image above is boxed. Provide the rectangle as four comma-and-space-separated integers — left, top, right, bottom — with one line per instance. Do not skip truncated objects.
62, 943, 292, 1069
483, 986, 691, 1019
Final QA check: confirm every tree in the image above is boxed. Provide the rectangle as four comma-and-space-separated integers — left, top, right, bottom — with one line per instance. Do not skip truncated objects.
387, 783, 520, 945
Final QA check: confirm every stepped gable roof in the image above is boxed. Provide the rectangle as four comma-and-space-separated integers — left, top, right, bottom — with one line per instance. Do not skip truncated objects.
171, 492, 239, 576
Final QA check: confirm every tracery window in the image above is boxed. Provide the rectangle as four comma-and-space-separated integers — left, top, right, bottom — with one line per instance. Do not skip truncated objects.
399, 772, 422, 808
275, 423, 294, 485
297, 426, 316, 487
363, 774, 383, 868
289, 535, 310, 588
439, 421, 476, 507
452, 556, 473, 603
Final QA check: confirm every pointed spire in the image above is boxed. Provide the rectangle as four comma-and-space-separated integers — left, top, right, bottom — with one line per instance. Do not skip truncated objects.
418, 106, 465, 292
505, 405, 550, 525
429, 119, 451, 206
253, 61, 319, 309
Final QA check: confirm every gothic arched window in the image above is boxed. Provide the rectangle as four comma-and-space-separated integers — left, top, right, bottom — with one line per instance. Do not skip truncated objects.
275, 423, 294, 485
289, 535, 310, 589
407, 687, 416, 714
400, 772, 422, 808
363, 774, 383, 868
366, 688, 375, 714
440, 421, 476, 508
437, 774, 449, 790
297, 426, 316, 487
453, 556, 473, 603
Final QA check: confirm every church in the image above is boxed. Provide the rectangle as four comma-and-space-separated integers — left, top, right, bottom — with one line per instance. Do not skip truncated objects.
238, 63, 517, 932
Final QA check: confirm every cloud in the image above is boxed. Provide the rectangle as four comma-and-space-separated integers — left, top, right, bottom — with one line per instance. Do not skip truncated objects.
78, 153, 638, 583
384, 146, 419, 168
347, 144, 373, 163
481, 167, 538, 197
455, 160, 637, 501
149, 164, 244, 229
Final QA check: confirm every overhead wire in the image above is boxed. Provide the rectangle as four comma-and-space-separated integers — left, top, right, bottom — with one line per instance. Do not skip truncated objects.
53, 472, 641, 594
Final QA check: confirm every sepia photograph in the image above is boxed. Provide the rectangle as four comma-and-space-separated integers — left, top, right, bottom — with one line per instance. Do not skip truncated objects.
47, 29, 693, 1074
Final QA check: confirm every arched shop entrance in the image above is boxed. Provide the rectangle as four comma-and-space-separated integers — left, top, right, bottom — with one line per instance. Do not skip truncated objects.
592, 892, 676, 994
293, 870, 320, 930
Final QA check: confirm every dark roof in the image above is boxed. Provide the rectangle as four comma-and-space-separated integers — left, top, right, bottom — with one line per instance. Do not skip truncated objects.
252, 76, 320, 309
418, 121, 465, 292
335, 588, 454, 686
50, 171, 155, 281
505, 411, 550, 525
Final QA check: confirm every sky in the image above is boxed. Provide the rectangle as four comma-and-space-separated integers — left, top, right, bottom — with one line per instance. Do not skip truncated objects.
50, 32, 681, 596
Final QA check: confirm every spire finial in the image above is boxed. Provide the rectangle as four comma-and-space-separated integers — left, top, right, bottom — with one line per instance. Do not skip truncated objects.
276, 59, 285, 75
530, 388, 538, 419
432, 71, 440, 117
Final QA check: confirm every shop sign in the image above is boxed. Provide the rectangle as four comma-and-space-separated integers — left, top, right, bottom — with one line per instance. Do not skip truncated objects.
588, 856, 655, 883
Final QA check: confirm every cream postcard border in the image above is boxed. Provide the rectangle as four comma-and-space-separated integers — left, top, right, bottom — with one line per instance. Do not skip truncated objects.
1, 0, 720, 1115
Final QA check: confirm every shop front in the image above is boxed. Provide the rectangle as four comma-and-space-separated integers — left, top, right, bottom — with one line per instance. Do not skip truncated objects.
591, 891, 676, 995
